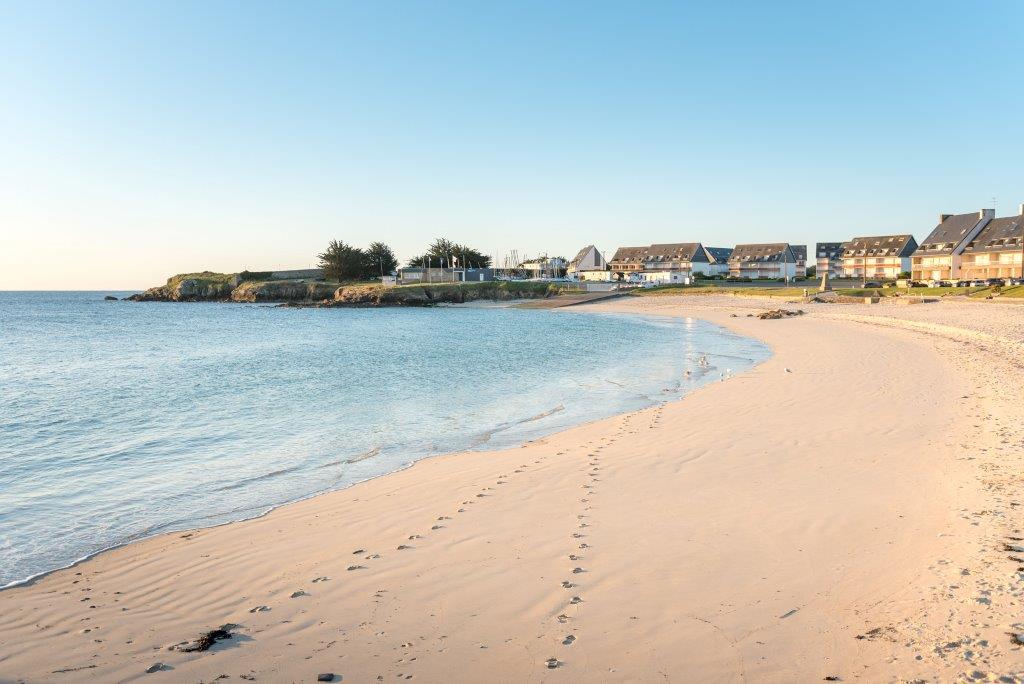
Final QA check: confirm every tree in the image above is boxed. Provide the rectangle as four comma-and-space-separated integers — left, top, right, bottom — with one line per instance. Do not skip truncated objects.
318, 240, 365, 282
363, 242, 398, 278
412, 238, 492, 269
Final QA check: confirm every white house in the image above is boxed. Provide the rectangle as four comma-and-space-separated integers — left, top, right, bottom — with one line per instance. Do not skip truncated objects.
566, 245, 607, 280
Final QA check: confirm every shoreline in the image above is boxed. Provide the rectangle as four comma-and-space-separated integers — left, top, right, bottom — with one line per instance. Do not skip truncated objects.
3, 295, 1023, 681
0, 306, 764, 594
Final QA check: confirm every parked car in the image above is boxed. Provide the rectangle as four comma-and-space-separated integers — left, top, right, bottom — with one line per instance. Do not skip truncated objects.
986, 278, 1006, 287
954, 281, 972, 287
969, 279, 987, 287
862, 281, 881, 288
909, 281, 927, 288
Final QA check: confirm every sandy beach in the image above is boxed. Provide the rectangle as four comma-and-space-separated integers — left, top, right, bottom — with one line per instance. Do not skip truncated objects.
3, 294, 1024, 683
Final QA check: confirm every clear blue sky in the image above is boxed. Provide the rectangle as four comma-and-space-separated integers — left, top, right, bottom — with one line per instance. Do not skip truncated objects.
2, 1, 1022, 289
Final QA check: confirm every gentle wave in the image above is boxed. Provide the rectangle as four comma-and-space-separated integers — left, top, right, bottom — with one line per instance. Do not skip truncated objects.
0, 293, 771, 587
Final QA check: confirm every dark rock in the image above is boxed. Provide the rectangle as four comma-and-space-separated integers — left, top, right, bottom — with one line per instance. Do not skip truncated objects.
146, 663, 164, 673
757, 308, 804, 320
174, 627, 233, 652
317, 674, 336, 682
104, 295, 118, 301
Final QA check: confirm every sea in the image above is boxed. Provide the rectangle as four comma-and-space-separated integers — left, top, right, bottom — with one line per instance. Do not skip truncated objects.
0, 291, 770, 588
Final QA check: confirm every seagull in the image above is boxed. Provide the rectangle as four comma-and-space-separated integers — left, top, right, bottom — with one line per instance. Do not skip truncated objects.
784, 368, 792, 373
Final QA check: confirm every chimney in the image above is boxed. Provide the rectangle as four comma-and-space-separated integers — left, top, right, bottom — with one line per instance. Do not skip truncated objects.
939, 213, 951, 224
980, 208, 995, 220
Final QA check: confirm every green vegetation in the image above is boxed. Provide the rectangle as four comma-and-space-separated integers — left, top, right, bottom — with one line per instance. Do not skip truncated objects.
318, 240, 368, 281
365, 242, 399, 278
164, 271, 236, 288
968, 285, 1024, 299
332, 279, 584, 306
238, 270, 273, 282
629, 283, 993, 299
630, 284, 812, 298
405, 237, 492, 269
394, 280, 581, 298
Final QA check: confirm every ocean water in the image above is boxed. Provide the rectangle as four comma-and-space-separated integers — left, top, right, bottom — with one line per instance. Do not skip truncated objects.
0, 291, 769, 587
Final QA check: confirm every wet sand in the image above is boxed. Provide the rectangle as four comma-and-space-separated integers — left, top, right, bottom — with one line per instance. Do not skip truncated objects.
2, 294, 1023, 683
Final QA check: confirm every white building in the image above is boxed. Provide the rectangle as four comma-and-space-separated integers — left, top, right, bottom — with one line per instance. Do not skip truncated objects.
728, 244, 798, 279
815, 242, 844, 278
702, 246, 733, 276
842, 234, 918, 280
609, 243, 712, 280
517, 256, 568, 278
566, 245, 607, 280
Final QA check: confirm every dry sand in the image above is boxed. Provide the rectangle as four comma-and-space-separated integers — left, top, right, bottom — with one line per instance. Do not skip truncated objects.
3, 294, 1024, 683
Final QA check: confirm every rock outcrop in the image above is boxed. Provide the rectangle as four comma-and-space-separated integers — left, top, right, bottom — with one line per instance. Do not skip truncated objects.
230, 280, 336, 303
129, 273, 580, 306
322, 282, 568, 307
126, 272, 236, 302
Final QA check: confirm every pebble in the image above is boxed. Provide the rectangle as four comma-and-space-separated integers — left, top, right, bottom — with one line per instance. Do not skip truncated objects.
145, 663, 164, 674
317, 674, 336, 682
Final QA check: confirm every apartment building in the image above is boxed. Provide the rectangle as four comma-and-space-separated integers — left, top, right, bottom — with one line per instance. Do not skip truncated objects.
609, 243, 711, 281
841, 235, 917, 279
958, 205, 1024, 281
910, 210, 993, 282
702, 246, 733, 276
815, 242, 844, 278
791, 245, 808, 277
728, 244, 797, 279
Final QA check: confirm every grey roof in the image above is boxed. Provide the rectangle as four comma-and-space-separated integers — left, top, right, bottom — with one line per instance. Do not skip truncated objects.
568, 245, 595, 267
963, 216, 1024, 254
703, 246, 733, 264
915, 213, 988, 254
791, 245, 807, 262
729, 243, 794, 263
841, 235, 917, 258
610, 243, 707, 264
815, 242, 844, 259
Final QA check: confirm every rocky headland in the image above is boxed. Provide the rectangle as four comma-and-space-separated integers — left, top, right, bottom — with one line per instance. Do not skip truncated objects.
127, 272, 578, 306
